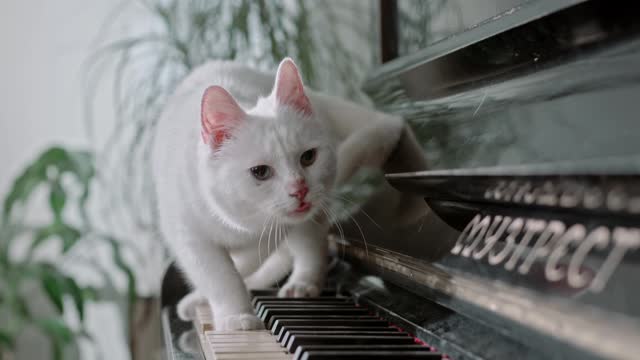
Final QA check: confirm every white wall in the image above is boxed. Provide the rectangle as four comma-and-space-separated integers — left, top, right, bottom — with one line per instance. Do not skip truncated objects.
0, 1, 120, 191
1, 1, 132, 359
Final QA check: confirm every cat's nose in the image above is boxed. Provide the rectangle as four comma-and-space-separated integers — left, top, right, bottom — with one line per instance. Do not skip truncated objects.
289, 180, 309, 201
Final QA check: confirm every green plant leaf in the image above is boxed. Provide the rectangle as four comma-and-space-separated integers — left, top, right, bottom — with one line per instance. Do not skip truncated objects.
30, 226, 55, 252
41, 271, 65, 314
106, 237, 137, 305
11, 292, 32, 320
52, 340, 63, 360
58, 224, 81, 253
64, 277, 85, 321
30, 223, 81, 254
2, 146, 94, 223
0, 329, 14, 349
66, 150, 94, 184
82, 286, 99, 301
36, 318, 74, 344
36, 318, 72, 360
49, 180, 66, 220
2, 161, 46, 222
96, 235, 137, 305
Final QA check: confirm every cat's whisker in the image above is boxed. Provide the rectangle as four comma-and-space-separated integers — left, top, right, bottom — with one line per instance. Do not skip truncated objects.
281, 222, 289, 248
319, 202, 347, 263
321, 195, 372, 259
325, 201, 354, 261
275, 221, 279, 252
330, 193, 382, 230
346, 212, 369, 258
330, 209, 348, 263
257, 215, 271, 265
267, 217, 275, 261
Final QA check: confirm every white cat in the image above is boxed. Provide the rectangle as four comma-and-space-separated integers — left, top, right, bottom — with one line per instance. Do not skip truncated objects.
152, 58, 404, 330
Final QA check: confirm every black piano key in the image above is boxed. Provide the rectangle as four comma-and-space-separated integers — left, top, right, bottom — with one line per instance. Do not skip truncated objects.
293, 345, 434, 360
271, 317, 386, 334
251, 290, 337, 306
250, 289, 280, 297
251, 289, 337, 297
253, 296, 349, 307
300, 351, 443, 360
280, 331, 405, 347
262, 307, 370, 324
277, 326, 397, 343
286, 334, 415, 353
256, 300, 350, 315
257, 304, 360, 318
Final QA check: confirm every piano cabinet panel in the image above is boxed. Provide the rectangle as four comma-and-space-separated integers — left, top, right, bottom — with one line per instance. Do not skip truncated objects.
343, 1, 640, 358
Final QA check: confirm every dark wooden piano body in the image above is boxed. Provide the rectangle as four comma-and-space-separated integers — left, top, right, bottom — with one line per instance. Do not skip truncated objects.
162, 1, 640, 359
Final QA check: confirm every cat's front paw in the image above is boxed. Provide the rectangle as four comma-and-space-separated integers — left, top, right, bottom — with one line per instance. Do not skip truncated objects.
278, 281, 321, 298
177, 292, 208, 321
217, 313, 264, 331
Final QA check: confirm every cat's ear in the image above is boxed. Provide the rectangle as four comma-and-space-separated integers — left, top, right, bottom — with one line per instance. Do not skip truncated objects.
273, 58, 312, 115
201, 86, 245, 148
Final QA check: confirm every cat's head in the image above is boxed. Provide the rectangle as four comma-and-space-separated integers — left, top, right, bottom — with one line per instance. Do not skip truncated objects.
197, 58, 336, 232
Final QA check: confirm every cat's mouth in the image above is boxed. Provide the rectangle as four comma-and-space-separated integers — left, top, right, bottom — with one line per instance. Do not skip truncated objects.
290, 201, 312, 216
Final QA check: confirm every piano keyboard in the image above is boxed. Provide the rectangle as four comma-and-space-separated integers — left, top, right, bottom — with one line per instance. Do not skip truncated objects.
193, 290, 444, 360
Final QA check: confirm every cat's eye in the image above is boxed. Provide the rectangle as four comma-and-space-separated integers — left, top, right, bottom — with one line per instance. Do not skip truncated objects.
250, 165, 273, 180
300, 148, 317, 167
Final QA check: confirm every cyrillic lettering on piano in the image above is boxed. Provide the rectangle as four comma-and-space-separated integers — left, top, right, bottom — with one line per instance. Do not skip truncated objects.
452, 214, 640, 293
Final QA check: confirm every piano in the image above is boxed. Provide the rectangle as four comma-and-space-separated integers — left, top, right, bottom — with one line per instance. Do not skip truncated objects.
161, 1, 640, 359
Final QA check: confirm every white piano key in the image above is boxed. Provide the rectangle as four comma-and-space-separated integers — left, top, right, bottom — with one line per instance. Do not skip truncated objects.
194, 304, 214, 332
212, 344, 284, 352
204, 330, 289, 357
215, 353, 293, 360
206, 330, 280, 343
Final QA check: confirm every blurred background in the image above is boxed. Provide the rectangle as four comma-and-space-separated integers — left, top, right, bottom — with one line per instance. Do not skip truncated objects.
6, 0, 620, 359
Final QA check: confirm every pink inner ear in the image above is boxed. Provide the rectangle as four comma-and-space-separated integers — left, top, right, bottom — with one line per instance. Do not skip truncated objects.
274, 58, 312, 115
201, 86, 245, 148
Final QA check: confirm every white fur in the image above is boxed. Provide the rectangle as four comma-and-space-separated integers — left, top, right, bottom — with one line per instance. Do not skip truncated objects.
152, 59, 404, 330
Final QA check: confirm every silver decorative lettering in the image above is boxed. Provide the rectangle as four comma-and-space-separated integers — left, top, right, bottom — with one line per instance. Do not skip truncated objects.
568, 226, 609, 288
559, 182, 582, 208
606, 187, 627, 211
490, 181, 507, 200
518, 220, 565, 275
452, 212, 639, 293
452, 214, 482, 255
589, 227, 640, 292
512, 181, 531, 203
546, 224, 586, 282
537, 181, 558, 206
473, 216, 511, 260
505, 219, 546, 271
488, 218, 523, 265
583, 187, 604, 209
461, 215, 491, 257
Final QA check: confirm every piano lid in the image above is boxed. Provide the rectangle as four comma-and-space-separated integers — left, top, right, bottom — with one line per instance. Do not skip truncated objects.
367, 0, 640, 172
